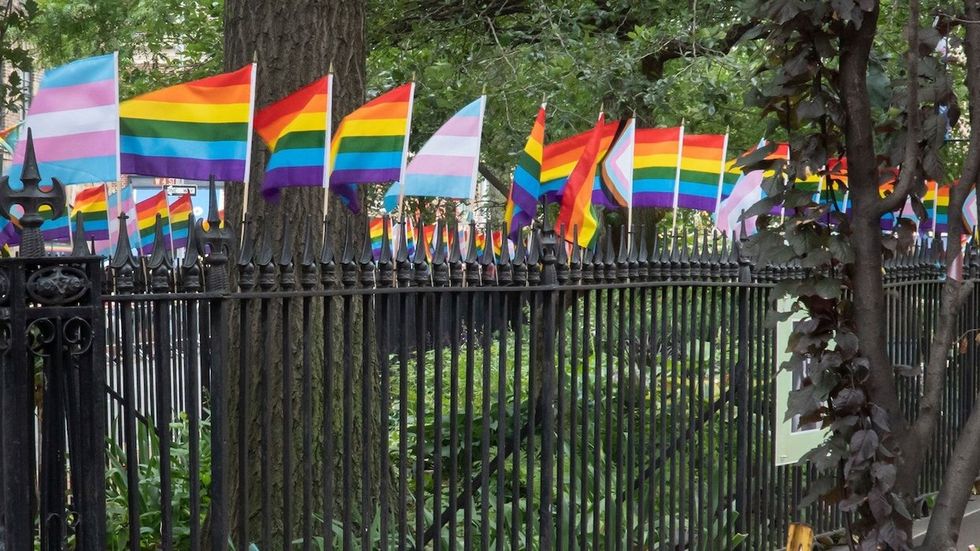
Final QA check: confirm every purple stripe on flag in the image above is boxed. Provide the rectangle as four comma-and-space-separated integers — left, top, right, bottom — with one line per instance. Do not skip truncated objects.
433, 115, 482, 137
121, 153, 245, 181
28, 80, 116, 114
676, 194, 717, 212
330, 167, 401, 185
261, 166, 326, 200
509, 185, 537, 213
508, 209, 534, 240
32, 129, 117, 162
406, 154, 474, 177
632, 191, 675, 209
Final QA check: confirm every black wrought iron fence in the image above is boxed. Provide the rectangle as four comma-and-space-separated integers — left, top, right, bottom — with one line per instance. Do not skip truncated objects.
2, 160, 980, 550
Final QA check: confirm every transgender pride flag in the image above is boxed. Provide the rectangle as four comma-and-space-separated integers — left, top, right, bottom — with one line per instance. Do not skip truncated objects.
8, 53, 119, 185
383, 96, 486, 211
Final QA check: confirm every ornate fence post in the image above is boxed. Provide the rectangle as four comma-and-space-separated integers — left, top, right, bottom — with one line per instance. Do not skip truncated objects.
0, 130, 106, 551
194, 177, 233, 550
538, 223, 559, 549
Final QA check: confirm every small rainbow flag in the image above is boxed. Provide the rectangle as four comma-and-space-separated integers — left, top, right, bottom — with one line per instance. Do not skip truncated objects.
370, 216, 386, 260
330, 83, 415, 212
677, 133, 728, 212
932, 182, 950, 234
540, 120, 619, 202
0, 121, 22, 155
556, 112, 604, 247
169, 194, 193, 250
135, 189, 171, 254
71, 184, 110, 242
504, 104, 546, 239
255, 75, 332, 201
108, 183, 139, 252
40, 205, 71, 243
120, 64, 257, 182
403, 219, 416, 258
632, 127, 683, 208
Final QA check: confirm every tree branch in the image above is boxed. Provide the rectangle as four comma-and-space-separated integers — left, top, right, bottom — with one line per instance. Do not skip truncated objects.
916, 3, 980, 545
479, 162, 509, 197
878, 1, 922, 215
640, 20, 756, 80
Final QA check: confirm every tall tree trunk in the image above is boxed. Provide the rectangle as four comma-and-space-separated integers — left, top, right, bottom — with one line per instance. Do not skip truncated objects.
222, 1, 380, 547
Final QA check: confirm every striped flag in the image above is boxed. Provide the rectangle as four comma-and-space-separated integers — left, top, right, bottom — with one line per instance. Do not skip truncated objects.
599, 118, 635, 208
632, 127, 683, 208
168, 194, 193, 250
504, 104, 546, 239
677, 133, 728, 212
108, 183, 139, 253
135, 189, 171, 254
71, 184, 110, 243
255, 75, 332, 201
0, 121, 22, 155
120, 64, 257, 182
964, 187, 977, 233
383, 96, 486, 212
8, 53, 119, 185
540, 121, 618, 202
716, 139, 766, 238
556, 112, 604, 247
330, 83, 415, 212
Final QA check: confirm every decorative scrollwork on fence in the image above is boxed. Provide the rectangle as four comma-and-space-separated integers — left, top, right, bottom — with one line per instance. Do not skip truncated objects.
26, 266, 90, 306
26, 318, 57, 357
63, 316, 94, 356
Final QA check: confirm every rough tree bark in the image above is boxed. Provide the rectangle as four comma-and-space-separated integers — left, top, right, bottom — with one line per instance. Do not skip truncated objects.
222, 0, 382, 546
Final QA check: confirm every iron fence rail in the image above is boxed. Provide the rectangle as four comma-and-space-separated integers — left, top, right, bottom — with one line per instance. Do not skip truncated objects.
2, 181, 979, 550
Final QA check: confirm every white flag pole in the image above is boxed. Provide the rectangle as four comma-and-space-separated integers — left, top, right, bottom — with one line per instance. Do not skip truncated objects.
712, 129, 730, 230
670, 121, 685, 236
468, 92, 488, 220
323, 68, 334, 220
396, 78, 417, 218
625, 115, 636, 247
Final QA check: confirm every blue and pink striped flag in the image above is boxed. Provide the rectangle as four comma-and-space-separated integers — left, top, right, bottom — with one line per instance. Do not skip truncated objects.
715, 139, 766, 238
8, 53, 119, 185
383, 96, 486, 211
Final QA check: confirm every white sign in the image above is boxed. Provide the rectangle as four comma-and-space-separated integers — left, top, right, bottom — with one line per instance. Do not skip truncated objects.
774, 297, 829, 466
165, 184, 197, 196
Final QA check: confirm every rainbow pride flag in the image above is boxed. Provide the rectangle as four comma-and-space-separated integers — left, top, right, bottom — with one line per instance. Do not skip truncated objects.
370, 216, 386, 260
504, 104, 546, 239
540, 120, 618, 202
108, 183, 139, 252
556, 112, 604, 247
71, 184, 110, 242
40, 205, 71, 243
384, 96, 486, 211
925, 181, 950, 234
120, 64, 256, 182
632, 127, 683, 208
330, 83, 415, 212
403, 218, 417, 258
0, 121, 22, 155
255, 75, 331, 201
9, 53, 119, 185
136, 189, 171, 254
169, 194, 193, 250
676, 133, 728, 212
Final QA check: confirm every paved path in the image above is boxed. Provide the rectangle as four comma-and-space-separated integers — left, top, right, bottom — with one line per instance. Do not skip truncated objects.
912, 499, 980, 550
